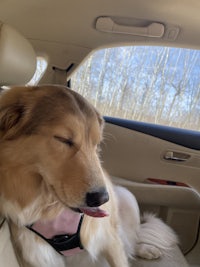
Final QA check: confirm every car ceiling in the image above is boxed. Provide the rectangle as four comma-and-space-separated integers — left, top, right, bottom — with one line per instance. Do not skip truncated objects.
0, 0, 200, 77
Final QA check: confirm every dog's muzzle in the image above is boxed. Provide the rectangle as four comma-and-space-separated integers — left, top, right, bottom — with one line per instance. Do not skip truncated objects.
86, 187, 109, 207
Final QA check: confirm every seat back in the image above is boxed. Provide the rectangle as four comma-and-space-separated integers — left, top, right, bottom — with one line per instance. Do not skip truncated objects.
0, 21, 36, 86
0, 21, 36, 267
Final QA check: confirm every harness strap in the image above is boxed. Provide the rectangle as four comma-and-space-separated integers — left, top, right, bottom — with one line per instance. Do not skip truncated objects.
27, 214, 84, 255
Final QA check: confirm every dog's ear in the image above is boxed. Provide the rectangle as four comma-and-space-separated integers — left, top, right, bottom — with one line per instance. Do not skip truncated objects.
0, 104, 26, 139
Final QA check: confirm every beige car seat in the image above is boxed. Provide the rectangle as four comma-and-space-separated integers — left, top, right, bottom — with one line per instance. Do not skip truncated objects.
0, 21, 36, 86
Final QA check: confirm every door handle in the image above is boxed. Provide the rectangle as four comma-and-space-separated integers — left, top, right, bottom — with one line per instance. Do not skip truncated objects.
163, 151, 191, 162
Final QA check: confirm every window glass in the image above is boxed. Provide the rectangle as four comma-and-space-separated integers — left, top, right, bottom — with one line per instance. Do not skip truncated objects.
28, 57, 47, 85
71, 46, 200, 131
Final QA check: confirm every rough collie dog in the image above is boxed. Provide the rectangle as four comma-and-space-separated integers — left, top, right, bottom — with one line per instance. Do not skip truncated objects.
0, 85, 177, 267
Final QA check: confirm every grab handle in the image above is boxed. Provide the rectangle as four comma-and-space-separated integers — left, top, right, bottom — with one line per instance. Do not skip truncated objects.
96, 17, 165, 38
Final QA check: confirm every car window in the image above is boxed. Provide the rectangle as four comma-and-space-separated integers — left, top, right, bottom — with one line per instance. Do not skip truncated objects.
28, 57, 47, 85
70, 46, 200, 131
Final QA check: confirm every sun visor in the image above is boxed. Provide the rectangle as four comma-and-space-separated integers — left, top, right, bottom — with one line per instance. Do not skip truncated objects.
0, 21, 36, 86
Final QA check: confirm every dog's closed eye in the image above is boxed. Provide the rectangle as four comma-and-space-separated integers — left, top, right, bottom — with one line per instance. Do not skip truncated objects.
54, 136, 74, 147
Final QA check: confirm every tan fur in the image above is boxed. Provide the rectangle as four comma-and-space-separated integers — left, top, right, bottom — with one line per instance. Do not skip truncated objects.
0, 85, 178, 267
0, 85, 129, 267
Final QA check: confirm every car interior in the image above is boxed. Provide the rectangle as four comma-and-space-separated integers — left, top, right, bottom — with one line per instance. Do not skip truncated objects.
0, 1, 200, 266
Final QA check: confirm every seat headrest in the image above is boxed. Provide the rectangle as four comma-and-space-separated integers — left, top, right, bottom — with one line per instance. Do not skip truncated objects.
0, 21, 36, 86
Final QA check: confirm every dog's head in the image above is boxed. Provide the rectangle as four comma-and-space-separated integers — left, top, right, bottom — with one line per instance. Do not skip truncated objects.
0, 85, 109, 219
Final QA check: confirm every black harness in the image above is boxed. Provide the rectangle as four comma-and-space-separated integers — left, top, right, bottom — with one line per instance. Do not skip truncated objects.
27, 214, 84, 255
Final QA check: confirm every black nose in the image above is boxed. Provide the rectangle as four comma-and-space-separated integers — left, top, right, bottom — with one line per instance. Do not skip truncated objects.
86, 187, 109, 207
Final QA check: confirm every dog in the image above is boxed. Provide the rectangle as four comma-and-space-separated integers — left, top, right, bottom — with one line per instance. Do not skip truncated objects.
0, 85, 178, 267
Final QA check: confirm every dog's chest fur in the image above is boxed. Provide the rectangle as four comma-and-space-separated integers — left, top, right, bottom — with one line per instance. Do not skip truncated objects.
28, 208, 84, 256
9, 207, 88, 267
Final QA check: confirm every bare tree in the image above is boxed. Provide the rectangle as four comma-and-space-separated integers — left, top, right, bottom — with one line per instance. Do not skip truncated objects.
71, 46, 200, 130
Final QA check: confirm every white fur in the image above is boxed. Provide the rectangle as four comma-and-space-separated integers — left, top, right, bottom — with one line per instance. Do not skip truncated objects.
13, 185, 178, 267
136, 213, 178, 259
19, 229, 66, 267
114, 186, 178, 261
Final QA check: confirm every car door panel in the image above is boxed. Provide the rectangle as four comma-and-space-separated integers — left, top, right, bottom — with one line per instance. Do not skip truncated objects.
101, 119, 200, 256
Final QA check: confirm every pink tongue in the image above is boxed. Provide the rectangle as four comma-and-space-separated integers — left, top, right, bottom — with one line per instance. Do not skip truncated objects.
80, 207, 109, 217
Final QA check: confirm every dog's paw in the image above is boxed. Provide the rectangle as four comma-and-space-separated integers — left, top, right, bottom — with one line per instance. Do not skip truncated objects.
136, 243, 162, 260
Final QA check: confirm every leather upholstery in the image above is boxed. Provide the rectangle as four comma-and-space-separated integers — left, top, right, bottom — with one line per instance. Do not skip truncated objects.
0, 21, 36, 86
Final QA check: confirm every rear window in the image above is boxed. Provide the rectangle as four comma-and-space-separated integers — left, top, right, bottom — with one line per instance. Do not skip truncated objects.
71, 46, 200, 131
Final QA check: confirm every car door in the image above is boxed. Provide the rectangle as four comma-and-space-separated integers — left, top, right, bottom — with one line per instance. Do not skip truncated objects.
101, 116, 200, 263
70, 45, 200, 266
